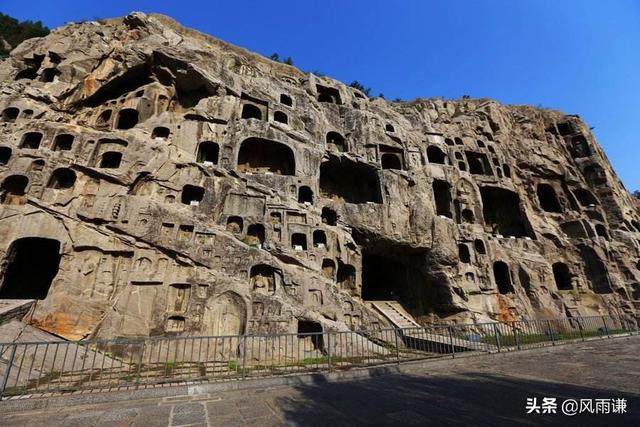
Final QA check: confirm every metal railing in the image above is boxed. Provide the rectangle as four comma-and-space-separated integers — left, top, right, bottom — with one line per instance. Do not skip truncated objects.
0, 314, 636, 399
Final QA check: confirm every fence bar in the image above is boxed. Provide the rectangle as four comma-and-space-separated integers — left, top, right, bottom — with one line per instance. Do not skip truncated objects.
0, 344, 16, 398
0, 314, 635, 399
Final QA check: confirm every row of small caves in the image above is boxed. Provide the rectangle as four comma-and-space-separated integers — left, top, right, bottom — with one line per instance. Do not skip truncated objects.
0, 234, 630, 328
2, 121, 636, 239
2, 97, 639, 304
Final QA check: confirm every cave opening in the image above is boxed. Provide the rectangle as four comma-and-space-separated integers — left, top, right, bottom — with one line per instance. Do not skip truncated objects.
579, 246, 612, 294
48, 168, 76, 189
52, 134, 74, 151
246, 224, 265, 245
181, 185, 205, 205
319, 158, 381, 204
2, 107, 19, 122
316, 85, 341, 104
433, 180, 452, 218
237, 138, 295, 175
313, 230, 327, 249
291, 233, 307, 251
1, 175, 28, 204
280, 94, 293, 106
326, 132, 346, 152
358, 241, 444, 318
0, 237, 61, 299
196, 141, 219, 165
273, 111, 288, 124
297, 320, 324, 351
380, 146, 404, 170
427, 146, 447, 164
570, 135, 591, 158
321, 207, 337, 225
241, 103, 262, 120
537, 184, 562, 213
480, 186, 532, 237
458, 244, 471, 263
493, 261, 514, 294
21, 132, 43, 149
0, 147, 11, 165
465, 151, 492, 175
116, 108, 138, 130
552, 262, 572, 290
99, 152, 122, 168
152, 127, 170, 140
362, 254, 410, 301
572, 188, 598, 206
381, 153, 402, 170
298, 186, 313, 204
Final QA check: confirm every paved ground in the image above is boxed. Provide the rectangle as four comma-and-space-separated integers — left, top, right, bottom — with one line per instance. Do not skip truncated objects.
2, 336, 639, 426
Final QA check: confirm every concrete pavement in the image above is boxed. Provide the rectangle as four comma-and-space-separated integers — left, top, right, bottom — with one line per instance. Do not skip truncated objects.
1, 335, 639, 426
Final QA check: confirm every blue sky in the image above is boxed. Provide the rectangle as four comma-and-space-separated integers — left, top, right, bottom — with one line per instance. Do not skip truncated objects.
3, 1, 639, 191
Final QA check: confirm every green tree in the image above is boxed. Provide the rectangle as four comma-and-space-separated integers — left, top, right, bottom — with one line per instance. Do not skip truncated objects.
349, 80, 371, 96
0, 13, 49, 57
633, 190, 640, 199
269, 53, 280, 62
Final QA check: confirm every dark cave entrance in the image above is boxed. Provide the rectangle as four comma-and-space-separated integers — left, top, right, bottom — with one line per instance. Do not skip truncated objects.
297, 320, 324, 351
237, 138, 295, 175
480, 186, 533, 238
319, 157, 381, 204
0, 237, 61, 299
356, 235, 447, 318
579, 246, 612, 294
361, 254, 411, 301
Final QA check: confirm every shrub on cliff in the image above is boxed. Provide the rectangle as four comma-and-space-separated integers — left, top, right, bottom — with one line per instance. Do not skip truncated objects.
0, 13, 50, 57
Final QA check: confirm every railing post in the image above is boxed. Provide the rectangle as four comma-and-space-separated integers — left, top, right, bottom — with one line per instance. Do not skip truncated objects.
492, 323, 501, 353
547, 320, 555, 345
394, 328, 401, 365
512, 322, 521, 351
241, 335, 248, 378
578, 320, 584, 342
602, 316, 610, 338
1, 344, 17, 399
448, 326, 455, 359
327, 332, 332, 371
134, 340, 144, 388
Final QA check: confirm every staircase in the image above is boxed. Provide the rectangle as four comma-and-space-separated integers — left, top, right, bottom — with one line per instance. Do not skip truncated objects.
367, 300, 495, 353
0, 299, 34, 325
369, 301, 421, 329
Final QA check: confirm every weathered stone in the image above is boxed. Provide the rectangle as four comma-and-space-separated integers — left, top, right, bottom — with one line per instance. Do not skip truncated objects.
0, 12, 638, 347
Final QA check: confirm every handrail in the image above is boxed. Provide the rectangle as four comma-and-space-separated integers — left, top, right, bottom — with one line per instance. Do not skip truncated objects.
0, 314, 636, 399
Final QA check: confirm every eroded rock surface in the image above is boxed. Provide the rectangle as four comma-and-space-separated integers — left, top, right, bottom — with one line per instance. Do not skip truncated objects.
0, 13, 639, 340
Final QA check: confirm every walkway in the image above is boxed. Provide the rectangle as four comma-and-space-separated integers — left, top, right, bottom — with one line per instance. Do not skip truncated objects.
1, 336, 639, 426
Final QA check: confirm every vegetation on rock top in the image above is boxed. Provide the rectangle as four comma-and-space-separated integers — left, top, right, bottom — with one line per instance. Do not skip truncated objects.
0, 12, 50, 57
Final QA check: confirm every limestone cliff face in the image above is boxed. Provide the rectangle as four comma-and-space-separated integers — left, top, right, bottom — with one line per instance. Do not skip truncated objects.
0, 13, 638, 340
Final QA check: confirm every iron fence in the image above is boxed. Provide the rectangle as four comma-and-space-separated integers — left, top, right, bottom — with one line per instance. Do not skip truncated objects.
0, 314, 636, 399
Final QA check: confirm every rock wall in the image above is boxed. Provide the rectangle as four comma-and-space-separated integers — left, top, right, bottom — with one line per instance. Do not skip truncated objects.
0, 13, 638, 340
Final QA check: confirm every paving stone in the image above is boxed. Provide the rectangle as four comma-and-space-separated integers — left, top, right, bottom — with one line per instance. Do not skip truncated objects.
171, 402, 206, 426
131, 406, 171, 427
2, 338, 640, 426
238, 402, 273, 420
205, 400, 241, 417
100, 407, 139, 421
208, 414, 246, 427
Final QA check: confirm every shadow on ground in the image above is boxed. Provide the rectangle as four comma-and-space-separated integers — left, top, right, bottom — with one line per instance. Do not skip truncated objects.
276, 370, 640, 426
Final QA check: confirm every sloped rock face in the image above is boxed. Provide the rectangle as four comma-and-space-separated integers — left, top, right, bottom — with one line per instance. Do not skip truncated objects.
0, 13, 638, 340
